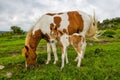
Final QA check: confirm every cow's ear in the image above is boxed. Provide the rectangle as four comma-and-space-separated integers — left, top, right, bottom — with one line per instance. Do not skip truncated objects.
22, 45, 28, 56
25, 45, 29, 51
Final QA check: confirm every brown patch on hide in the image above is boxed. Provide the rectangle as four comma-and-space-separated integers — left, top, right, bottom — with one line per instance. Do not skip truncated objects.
57, 13, 63, 15
67, 11, 84, 35
46, 12, 63, 16
54, 16, 62, 28
69, 34, 83, 53
28, 29, 43, 49
63, 29, 68, 34
46, 13, 56, 16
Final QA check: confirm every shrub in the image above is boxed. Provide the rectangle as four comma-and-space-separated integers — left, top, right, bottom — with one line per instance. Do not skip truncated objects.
102, 29, 116, 38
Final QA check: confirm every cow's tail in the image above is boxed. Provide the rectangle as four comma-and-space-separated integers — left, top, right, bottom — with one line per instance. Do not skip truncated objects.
85, 12, 99, 40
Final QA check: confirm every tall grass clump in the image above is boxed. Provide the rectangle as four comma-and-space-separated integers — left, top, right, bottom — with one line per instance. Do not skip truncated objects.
102, 29, 116, 38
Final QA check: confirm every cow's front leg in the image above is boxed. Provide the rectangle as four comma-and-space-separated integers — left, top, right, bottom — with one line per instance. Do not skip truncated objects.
51, 42, 58, 64
46, 43, 51, 64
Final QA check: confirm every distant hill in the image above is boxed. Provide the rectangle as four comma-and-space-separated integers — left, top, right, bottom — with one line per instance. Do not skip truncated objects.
0, 31, 7, 34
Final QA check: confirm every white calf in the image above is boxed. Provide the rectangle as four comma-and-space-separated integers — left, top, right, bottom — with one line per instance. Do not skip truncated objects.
50, 29, 87, 69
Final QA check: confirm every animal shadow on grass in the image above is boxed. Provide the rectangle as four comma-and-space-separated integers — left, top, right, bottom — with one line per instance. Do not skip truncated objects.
94, 48, 105, 57
85, 48, 105, 58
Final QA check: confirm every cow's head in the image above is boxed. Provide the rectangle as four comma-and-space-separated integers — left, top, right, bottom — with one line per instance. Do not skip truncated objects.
22, 45, 37, 69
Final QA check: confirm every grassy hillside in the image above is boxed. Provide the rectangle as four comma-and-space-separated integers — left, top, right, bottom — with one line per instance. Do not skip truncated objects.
0, 30, 120, 80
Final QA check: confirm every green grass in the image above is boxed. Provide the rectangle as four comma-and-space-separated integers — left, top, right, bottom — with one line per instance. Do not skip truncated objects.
0, 34, 120, 80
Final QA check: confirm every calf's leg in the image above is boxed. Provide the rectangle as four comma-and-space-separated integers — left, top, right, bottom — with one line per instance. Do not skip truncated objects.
61, 47, 67, 70
77, 51, 83, 67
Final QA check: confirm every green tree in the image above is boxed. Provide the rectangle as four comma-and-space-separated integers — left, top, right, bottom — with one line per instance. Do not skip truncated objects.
11, 26, 24, 34
98, 17, 120, 30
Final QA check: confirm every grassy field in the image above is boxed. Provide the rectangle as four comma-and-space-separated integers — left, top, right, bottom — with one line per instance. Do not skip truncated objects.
0, 31, 120, 80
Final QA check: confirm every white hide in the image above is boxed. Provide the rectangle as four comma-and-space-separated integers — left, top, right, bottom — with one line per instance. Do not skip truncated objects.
33, 13, 69, 35
31, 11, 91, 65
60, 34, 70, 47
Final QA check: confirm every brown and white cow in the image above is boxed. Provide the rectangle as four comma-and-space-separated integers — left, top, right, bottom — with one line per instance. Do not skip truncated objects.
22, 11, 97, 68
50, 28, 87, 69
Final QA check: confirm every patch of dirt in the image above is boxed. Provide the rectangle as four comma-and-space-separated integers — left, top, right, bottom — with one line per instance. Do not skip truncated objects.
37, 46, 46, 50
11, 52, 18, 56
6, 72, 12, 78
88, 40, 110, 46
8, 52, 19, 57
96, 40, 110, 44
87, 42, 94, 46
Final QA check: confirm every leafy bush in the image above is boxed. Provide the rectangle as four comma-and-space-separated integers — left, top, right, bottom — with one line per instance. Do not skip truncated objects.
102, 29, 116, 38
11, 26, 25, 34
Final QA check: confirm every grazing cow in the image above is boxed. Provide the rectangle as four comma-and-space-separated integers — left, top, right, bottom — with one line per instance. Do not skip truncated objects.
22, 11, 97, 68
50, 28, 87, 69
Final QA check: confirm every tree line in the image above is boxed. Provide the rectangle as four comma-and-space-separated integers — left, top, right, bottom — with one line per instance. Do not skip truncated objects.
98, 17, 120, 30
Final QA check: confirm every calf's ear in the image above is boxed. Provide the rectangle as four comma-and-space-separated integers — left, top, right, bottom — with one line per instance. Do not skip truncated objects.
63, 29, 68, 34
50, 23, 54, 30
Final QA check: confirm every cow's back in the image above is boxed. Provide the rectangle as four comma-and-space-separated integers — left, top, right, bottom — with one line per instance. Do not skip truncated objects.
33, 11, 91, 35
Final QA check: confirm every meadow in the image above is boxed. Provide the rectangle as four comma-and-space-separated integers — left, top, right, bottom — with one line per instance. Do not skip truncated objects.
0, 29, 120, 80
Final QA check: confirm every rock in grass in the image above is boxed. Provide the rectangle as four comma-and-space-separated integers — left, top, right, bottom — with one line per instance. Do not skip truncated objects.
6, 72, 12, 78
0, 65, 5, 70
